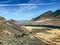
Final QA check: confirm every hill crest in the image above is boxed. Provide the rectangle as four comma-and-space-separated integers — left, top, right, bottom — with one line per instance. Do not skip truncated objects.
32, 10, 60, 21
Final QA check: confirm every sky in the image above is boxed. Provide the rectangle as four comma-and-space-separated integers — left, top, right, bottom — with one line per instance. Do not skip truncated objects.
0, 0, 60, 20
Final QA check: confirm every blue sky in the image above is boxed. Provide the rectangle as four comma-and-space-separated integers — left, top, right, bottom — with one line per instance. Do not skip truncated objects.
0, 0, 60, 20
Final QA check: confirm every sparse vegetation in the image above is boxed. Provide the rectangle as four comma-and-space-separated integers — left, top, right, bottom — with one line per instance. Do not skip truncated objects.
0, 10, 60, 45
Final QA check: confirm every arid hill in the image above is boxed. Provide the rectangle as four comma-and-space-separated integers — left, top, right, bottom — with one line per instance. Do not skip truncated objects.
0, 10, 60, 45
0, 17, 32, 45
0, 16, 51, 45
24, 10, 60, 26
32, 10, 60, 21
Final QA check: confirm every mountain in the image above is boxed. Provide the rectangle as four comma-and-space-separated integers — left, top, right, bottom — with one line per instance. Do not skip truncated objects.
32, 10, 60, 21
22, 10, 60, 26
0, 16, 33, 45
53, 10, 60, 19
0, 16, 5, 20
0, 10, 60, 45
0, 16, 49, 45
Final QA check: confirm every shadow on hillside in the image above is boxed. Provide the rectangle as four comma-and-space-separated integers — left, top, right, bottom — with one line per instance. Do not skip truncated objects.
23, 25, 60, 29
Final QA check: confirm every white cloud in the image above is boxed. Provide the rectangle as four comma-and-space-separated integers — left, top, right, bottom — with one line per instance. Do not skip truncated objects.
0, 3, 55, 6
25, 5, 37, 10
0, 7, 9, 16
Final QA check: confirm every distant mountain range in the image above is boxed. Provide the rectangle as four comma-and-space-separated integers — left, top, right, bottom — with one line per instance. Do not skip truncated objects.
32, 10, 60, 21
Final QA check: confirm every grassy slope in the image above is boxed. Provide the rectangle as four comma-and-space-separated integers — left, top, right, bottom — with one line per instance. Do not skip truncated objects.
0, 19, 60, 45
22, 26, 60, 45
0, 20, 32, 45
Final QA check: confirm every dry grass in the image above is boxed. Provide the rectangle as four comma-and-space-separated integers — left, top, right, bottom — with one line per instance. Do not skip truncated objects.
34, 29, 60, 45
23, 26, 60, 45
0, 19, 60, 45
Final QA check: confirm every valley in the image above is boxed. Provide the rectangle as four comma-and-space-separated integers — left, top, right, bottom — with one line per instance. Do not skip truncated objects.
0, 10, 60, 45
